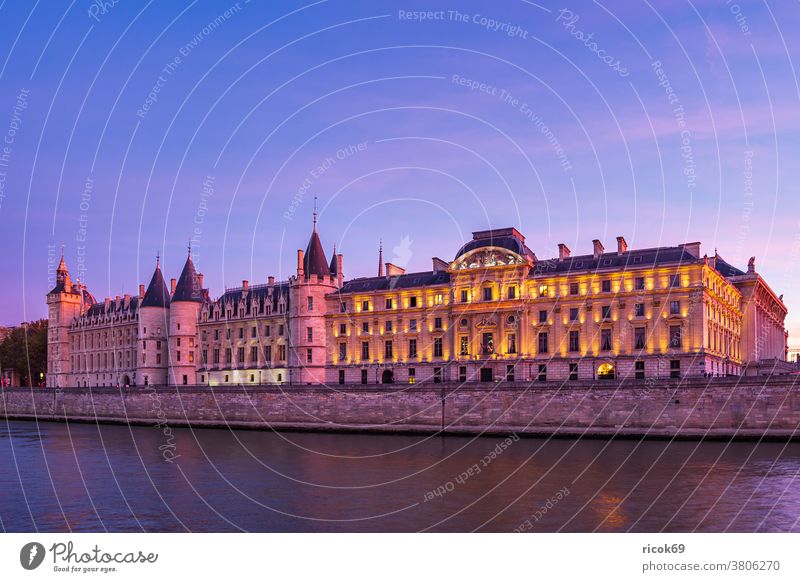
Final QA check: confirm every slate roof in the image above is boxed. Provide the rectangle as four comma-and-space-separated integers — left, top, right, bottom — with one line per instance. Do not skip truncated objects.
529, 246, 702, 277
211, 282, 291, 314
454, 228, 536, 262
141, 265, 170, 308
712, 254, 745, 278
335, 270, 450, 295
172, 254, 203, 302
86, 296, 139, 317
329, 249, 338, 276
303, 230, 330, 278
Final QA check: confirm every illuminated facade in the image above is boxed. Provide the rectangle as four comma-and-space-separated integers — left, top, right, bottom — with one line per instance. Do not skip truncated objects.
47, 224, 788, 388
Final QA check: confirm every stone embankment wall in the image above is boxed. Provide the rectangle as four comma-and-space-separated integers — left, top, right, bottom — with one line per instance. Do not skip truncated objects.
2, 377, 799, 439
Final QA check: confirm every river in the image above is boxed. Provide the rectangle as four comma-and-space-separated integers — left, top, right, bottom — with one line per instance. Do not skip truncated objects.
1, 420, 798, 532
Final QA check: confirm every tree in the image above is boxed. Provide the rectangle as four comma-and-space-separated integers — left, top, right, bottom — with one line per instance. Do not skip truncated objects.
0, 319, 48, 386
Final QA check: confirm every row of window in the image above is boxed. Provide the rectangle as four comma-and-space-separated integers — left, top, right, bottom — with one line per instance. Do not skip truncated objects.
200, 344, 288, 366
201, 324, 285, 341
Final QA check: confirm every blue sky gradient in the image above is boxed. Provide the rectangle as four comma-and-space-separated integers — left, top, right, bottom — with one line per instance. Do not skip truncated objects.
1, 0, 799, 342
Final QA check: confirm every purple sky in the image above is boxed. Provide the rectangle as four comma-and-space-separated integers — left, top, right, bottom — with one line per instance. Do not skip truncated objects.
1, 1, 799, 343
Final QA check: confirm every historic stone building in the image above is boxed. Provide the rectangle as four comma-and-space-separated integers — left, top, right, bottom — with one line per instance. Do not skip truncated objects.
47, 222, 789, 388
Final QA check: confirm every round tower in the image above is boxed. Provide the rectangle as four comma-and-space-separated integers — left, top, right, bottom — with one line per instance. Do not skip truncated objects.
168, 249, 203, 385
289, 209, 338, 384
137, 257, 170, 386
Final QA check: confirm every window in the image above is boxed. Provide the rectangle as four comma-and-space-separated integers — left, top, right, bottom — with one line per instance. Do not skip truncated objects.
265, 325, 271, 337
362, 322, 369, 333
176, 337, 181, 347
385, 298, 393, 309
570, 282, 579, 295
670, 359, 681, 378
569, 363, 578, 381
201, 350, 207, 365
361, 342, 370, 360
481, 332, 494, 355
385, 340, 393, 359
214, 329, 220, 340
433, 338, 443, 358
361, 369, 368, 384
306, 348, 313, 363
250, 346, 258, 363
506, 364, 515, 382
600, 329, 612, 351
507, 333, 517, 354
362, 300, 370, 312
339, 323, 347, 335
434, 317, 442, 330
409, 296, 418, 308
238, 328, 244, 339
339, 370, 345, 385
339, 343, 346, 360
539, 310, 548, 323
634, 303, 645, 317
340, 302, 347, 313
483, 287, 493, 301
307, 327, 313, 342
307, 296, 314, 310
237, 347, 245, 365
459, 366, 467, 382
213, 349, 220, 364
538, 284, 548, 297
670, 274, 681, 287
537, 364, 547, 382
601, 279, 611, 293
460, 336, 469, 356
635, 360, 645, 380
538, 332, 548, 354
669, 325, 682, 348
409, 319, 417, 332
434, 293, 443, 305
508, 286, 516, 299
408, 368, 416, 384
225, 348, 232, 364
409, 339, 417, 358
278, 324, 284, 336
461, 289, 469, 303
265, 345, 272, 362
251, 327, 257, 338
601, 305, 611, 320
385, 321, 393, 332
569, 330, 580, 352
278, 344, 286, 361
635, 327, 646, 350
670, 300, 680, 315
433, 367, 442, 383
570, 307, 579, 322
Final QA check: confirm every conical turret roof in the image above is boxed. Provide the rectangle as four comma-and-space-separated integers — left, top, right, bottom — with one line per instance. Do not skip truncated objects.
304, 229, 330, 278
173, 253, 203, 302
141, 260, 170, 308
329, 245, 338, 275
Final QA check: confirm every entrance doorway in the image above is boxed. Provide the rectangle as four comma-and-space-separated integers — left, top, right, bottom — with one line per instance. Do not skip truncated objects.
480, 367, 494, 382
381, 369, 394, 384
597, 362, 616, 380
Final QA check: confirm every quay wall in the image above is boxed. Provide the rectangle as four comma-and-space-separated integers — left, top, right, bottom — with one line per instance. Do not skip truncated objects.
2, 377, 799, 439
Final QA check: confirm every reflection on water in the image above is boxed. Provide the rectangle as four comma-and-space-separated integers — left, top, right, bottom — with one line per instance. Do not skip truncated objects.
1, 420, 799, 532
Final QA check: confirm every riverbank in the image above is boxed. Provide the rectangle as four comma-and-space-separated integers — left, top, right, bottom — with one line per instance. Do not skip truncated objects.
2, 376, 799, 440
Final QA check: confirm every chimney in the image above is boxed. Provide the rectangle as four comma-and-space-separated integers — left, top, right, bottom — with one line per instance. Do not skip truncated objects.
138, 284, 145, 298
337, 254, 343, 278
386, 263, 407, 277
558, 243, 571, 261
197, 273, 204, 289
432, 257, 448, 272
297, 249, 304, 277
616, 236, 628, 255
268, 276, 275, 287
170, 278, 176, 294
242, 280, 249, 291
592, 239, 604, 259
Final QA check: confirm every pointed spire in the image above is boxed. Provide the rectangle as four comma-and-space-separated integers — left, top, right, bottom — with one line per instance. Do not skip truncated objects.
141, 256, 170, 308
313, 195, 318, 232
173, 251, 203, 302
303, 204, 330, 278
329, 244, 338, 275
378, 239, 384, 277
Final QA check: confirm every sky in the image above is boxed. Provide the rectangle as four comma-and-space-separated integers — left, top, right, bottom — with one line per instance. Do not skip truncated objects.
0, 0, 799, 343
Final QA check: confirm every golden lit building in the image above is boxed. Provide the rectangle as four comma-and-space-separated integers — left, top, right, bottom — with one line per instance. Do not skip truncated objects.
47, 224, 789, 387
326, 228, 788, 384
